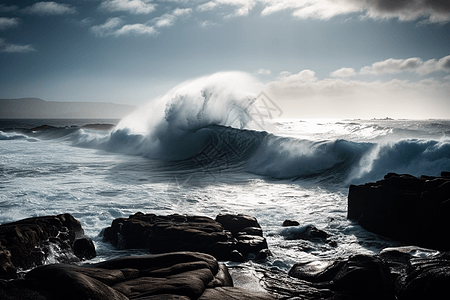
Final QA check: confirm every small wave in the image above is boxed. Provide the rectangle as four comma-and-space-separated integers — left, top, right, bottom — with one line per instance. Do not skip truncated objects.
246, 136, 373, 180
0, 131, 28, 141
347, 138, 450, 184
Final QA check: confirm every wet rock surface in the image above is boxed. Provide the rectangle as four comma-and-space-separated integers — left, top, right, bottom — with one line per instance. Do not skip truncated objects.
348, 172, 450, 251
103, 213, 270, 262
258, 246, 450, 300
2, 199, 450, 299
0, 213, 92, 279
0, 252, 275, 300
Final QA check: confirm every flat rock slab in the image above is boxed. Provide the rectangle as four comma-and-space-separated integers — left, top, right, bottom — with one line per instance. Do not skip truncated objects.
103, 213, 270, 262
0, 251, 275, 300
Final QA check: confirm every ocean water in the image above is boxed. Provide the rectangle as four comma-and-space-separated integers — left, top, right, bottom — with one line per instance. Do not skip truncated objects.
1, 74, 450, 272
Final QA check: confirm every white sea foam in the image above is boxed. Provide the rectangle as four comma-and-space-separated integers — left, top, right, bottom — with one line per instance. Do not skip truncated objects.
1, 73, 450, 270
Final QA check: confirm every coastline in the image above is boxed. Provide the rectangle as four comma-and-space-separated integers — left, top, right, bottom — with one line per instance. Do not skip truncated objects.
1, 172, 450, 299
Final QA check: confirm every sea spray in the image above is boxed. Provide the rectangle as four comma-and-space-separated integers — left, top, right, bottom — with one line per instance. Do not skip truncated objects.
2, 117, 450, 267
108, 72, 260, 160
346, 137, 450, 184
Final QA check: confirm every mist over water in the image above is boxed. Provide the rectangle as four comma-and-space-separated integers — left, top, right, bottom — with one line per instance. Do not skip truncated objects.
1, 72, 450, 270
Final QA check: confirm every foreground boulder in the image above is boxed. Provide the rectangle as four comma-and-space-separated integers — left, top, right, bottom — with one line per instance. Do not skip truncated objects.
0, 214, 94, 279
288, 254, 394, 299
348, 172, 450, 251
0, 252, 275, 300
103, 213, 269, 262
261, 246, 450, 300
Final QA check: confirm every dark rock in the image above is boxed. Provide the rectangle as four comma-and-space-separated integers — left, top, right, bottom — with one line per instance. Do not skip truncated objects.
396, 252, 450, 300
238, 226, 263, 237
0, 244, 15, 279
103, 213, 270, 262
441, 171, 450, 177
1, 251, 273, 300
0, 214, 84, 279
282, 254, 395, 299
283, 219, 300, 227
229, 250, 246, 262
288, 260, 341, 283
330, 255, 394, 299
29, 125, 58, 131
132, 295, 190, 300
348, 173, 450, 251
236, 235, 268, 257
93, 252, 219, 273
215, 214, 260, 236
261, 267, 334, 299
81, 124, 115, 131
112, 268, 213, 299
281, 224, 329, 241
256, 249, 272, 261
266, 246, 450, 300
73, 237, 96, 260
26, 264, 128, 300
0, 278, 47, 300
198, 286, 275, 300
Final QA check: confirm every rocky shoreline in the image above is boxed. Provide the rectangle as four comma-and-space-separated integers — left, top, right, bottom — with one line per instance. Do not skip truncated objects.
348, 171, 450, 250
1, 172, 450, 299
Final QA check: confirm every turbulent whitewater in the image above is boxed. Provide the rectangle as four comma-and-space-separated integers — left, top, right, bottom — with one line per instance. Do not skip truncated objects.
1, 72, 450, 270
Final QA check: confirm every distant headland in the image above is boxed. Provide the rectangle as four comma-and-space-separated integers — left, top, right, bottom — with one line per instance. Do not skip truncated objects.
0, 98, 136, 119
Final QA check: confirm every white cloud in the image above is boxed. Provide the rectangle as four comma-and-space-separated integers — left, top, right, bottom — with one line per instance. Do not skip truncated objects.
0, 17, 20, 30
198, 1, 219, 12
115, 23, 157, 36
260, 0, 450, 24
261, 0, 361, 20
257, 68, 271, 75
0, 38, 36, 53
360, 55, 450, 75
154, 14, 177, 27
91, 17, 158, 37
91, 6, 192, 37
79, 17, 95, 27
90, 17, 124, 36
22, 2, 77, 15
330, 67, 356, 78
152, 7, 192, 28
168, 0, 450, 23
2, 44, 36, 53
264, 70, 450, 119
276, 70, 318, 84
99, 0, 156, 14
198, 0, 256, 17
173, 7, 192, 17
199, 20, 217, 28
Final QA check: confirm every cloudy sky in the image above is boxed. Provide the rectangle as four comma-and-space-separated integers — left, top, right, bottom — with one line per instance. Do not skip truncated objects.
1, 0, 450, 119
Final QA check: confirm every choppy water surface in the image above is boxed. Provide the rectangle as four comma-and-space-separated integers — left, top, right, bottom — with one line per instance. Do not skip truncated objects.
1, 74, 449, 270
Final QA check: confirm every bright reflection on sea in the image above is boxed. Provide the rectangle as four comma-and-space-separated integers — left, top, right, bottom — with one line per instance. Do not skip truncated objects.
1, 117, 450, 271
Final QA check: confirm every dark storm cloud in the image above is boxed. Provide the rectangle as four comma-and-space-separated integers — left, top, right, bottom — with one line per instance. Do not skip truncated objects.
364, 0, 450, 22
371, 0, 450, 12
260, 0, 450, 23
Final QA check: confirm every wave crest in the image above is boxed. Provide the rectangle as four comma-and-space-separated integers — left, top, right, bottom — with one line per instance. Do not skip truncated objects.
107, 72, 259, 160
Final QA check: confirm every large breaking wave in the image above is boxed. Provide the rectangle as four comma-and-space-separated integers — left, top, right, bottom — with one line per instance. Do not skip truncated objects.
3, 72, 450, 184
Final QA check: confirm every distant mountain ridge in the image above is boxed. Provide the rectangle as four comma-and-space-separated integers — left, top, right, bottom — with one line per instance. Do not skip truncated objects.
0, 98, 136, 119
